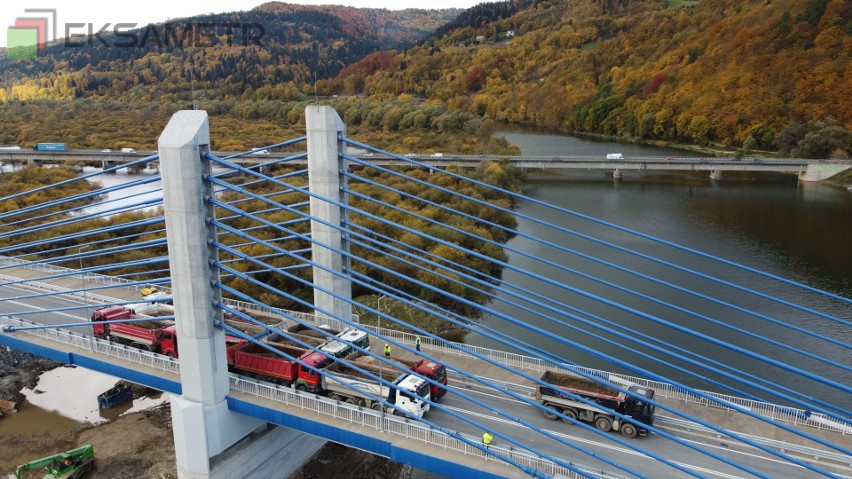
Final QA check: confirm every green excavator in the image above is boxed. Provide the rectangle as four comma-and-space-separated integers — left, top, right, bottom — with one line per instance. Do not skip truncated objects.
13, 445, 94, 479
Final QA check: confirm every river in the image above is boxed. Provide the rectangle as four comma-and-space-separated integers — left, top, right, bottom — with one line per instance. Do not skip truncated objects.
467, 130, 852, 410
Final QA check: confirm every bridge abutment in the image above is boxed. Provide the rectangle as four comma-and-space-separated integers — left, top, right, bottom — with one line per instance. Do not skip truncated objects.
159, 110, 324, 479
800, 163, 852, 181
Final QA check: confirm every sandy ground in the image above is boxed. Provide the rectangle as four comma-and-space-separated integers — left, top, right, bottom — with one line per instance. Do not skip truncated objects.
0, 350, 412, 479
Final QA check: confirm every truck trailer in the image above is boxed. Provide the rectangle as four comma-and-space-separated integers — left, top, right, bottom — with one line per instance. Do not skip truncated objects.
323, 361, 431, 418
91, 306, 245, 358
32, 143, 67, 151
535, 370, 655, 438
353, 353, 448, 401
226, 341, 332, 392
90, 306, 179, 357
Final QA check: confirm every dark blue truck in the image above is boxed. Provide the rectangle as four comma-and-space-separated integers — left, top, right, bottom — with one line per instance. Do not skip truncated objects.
97, 383, 133, 409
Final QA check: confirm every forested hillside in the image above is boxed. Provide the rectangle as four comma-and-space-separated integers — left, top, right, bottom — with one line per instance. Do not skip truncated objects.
0, 4, 458, 102
0, 0, 848, 156
329, 0, 851, 155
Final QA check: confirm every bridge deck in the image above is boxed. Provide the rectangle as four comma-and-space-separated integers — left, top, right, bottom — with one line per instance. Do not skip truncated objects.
1, 272, 849, 478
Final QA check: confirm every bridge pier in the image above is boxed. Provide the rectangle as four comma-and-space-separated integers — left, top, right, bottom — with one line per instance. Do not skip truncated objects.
28, 158, 43, 167
710, 169, 724, 180
159, 110, 324, 479
306, 106, 353, 322
612, 168, 622, 179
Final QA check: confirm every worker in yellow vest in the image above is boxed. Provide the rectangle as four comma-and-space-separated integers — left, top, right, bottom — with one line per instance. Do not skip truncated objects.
482, 431, 493, 446
384, 343, 391, 357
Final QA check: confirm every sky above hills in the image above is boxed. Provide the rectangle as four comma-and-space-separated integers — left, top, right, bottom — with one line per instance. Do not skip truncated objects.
2, 0, 480, 48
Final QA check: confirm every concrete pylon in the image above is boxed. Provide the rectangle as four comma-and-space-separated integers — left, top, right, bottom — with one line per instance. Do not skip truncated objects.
306, 106, 353, 323
159, 110, 323, 479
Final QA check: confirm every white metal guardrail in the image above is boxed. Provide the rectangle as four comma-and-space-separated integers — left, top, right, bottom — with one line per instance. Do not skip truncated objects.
229, 376, 624, 479
2, 255, 849, 435
0, 317, 180, 375
0, 316, 604, 479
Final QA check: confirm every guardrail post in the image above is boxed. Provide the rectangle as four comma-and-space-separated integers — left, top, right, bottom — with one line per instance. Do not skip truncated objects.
305, 106, 353, 323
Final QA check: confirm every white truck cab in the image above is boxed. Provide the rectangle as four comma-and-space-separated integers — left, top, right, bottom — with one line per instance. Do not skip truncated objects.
606, 153, 624, 160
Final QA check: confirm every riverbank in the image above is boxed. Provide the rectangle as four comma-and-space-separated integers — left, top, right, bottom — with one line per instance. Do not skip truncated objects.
0, 349, 416, 479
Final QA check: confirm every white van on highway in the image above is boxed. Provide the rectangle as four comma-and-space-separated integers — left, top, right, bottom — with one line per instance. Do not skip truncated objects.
606, 153, 624, 160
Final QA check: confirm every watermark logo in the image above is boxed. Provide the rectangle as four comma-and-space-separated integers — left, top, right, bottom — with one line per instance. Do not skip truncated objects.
6, 8, 264, 60
7, 8, 56, 59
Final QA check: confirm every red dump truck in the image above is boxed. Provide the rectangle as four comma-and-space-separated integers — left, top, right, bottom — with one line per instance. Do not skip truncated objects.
226, 341, 333, 392
535, 370, 656, 438
92, 306, 247, 358
91, 306, 179, 357
352, 353, 448, 401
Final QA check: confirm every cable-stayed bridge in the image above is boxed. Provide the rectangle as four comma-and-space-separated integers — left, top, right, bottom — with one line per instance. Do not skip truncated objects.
0, 107, 849, 479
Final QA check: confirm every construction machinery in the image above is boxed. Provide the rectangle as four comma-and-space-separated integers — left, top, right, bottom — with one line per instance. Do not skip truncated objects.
14, 444, 94, 479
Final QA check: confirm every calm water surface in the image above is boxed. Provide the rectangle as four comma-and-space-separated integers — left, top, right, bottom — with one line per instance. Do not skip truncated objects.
467, 131, 851, 409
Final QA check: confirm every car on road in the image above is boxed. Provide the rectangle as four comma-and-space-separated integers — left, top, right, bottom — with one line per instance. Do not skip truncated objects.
665, 156, 675, 161
251, 148, 270, 156
101, 149, 112, 152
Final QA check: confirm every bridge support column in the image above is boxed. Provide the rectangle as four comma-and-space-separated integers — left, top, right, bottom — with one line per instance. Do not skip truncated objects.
710, 169, 723, 180
159, 110, 324, 479
306, 106, 353, 323
612, 168, 622, 179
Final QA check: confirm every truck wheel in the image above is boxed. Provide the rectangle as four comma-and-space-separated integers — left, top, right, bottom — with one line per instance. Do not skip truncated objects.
561, 408, 578, 424
371, 402, 382, 411
328, 393, 340, 401
542, 405, 560, 420
95, 333, 105, 340
393, 409, 405, 417
595, 416, 612, 432
620, 423, 638, 439
345, 398, 360, 406
295, 384, 307, 392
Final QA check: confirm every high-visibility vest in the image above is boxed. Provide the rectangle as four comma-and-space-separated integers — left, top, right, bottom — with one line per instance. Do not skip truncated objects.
482, 432, 493, 445
384, 344, 391, 355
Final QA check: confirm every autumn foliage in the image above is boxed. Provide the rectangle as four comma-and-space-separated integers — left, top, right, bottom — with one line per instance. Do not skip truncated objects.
333, 0, 852, 151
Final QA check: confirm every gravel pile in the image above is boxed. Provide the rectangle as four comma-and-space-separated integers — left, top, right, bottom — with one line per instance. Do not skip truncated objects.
0, 347, 60, 402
